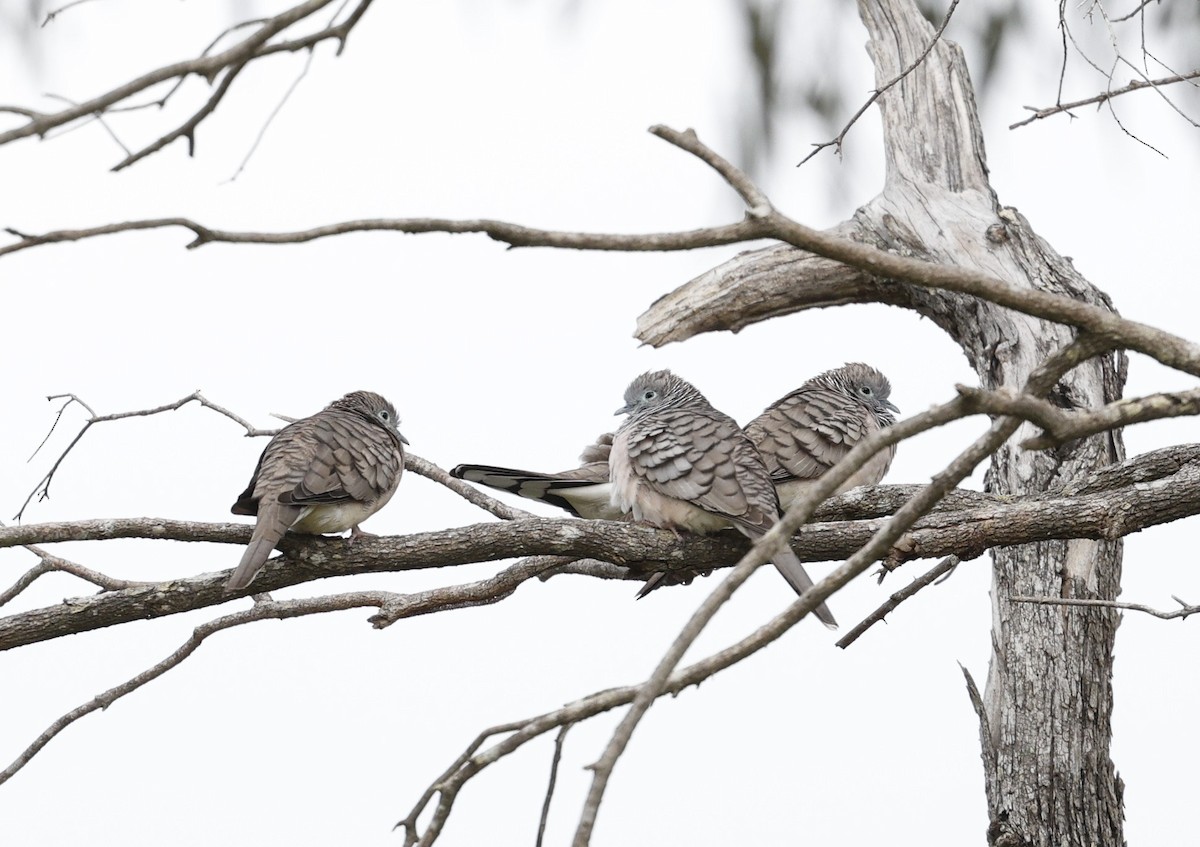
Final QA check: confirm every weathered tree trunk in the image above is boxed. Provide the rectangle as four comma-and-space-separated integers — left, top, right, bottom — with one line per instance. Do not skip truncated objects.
636, 0, 1127, 843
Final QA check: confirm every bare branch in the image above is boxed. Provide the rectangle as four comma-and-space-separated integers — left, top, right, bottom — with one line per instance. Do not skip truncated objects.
5, 436, 1200, 652
1011, 69, 1200, 129
367, 557, 569, 628
0, 217, 764, 258
649, 125, 771, 214
0, 0, 376, 171
16, 390, 276, 521
956, 384, 1200, 449
797, 0, 962, 166
41, 0, 103, 26
403, 453, 534, 521
835, 555, 961, 649
536, 724, 572, 847
225, 40, 317, 182
1008, 594, 1200, 621
0, 591, 400, 787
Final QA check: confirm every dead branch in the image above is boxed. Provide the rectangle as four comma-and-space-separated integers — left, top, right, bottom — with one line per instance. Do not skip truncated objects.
1010, 69, 1200, 129
15, 390, 277, 520
0, 216, 762, 258
5, 437, 1200, 652
536, 724, 572, 847
797, 0, 962, 166
0, 590, 400, 787
2, 125, 1199, 387
1008, 594, 1200, 620
835, 555, 961, 649
0, 0, 374, 171
958, 384, 1200, 449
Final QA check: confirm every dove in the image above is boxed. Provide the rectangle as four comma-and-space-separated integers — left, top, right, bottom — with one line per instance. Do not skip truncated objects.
610, 370, 837, 628
450, 433, 623, 520
745, 362, 899, 511
226, 390, 408, 591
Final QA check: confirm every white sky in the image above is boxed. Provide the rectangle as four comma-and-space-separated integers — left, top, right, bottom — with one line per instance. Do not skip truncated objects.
1, 1, 1197, 844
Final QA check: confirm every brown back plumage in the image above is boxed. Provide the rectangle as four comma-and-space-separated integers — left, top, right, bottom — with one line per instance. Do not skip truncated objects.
226, 390, 407, 591
611, 370, 837, 627
745, 363, 898, 507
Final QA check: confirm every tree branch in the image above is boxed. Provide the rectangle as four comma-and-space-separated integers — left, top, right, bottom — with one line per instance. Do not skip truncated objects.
5, 439, 1200, 652
1008, 594, 1200, 621
1011, 70, 1200, 129
0, 216, 763, 258
956, 384, 1200, 450
835, 554, 961, 649
0, 590, 400, 787
0, 0, 376, 170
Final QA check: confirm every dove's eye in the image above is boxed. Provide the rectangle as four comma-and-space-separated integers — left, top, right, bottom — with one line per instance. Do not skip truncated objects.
860, 385, 873, 396
642, 390, 657, 402
378, 410, 391, 421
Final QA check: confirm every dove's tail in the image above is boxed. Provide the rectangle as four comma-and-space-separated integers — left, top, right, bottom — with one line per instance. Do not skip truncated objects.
769, 546, 838, 630
226, 504, 300, 592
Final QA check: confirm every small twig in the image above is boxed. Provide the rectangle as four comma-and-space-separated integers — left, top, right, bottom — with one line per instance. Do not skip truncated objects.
368, 557, 568, 628
797, 0, 962, 166
16, 390, 274, 521
1111, 0, 1158, 24
403, 454, 534, 521
225, 0, 352, 181
0, 563, 54, 608
1011, 69, 1200, 129
836, 555, 961, 649
40, 93, 131, 155
114, 59, 250, 171
1009, 594, 1200, 620
648, 125, 771, 215
26, 394, 90, 462
535, 724, 572, 847
0, 0, 376, 171
395, 718, 534, 845
41, 0, 101, 25
225, 47, 316, 182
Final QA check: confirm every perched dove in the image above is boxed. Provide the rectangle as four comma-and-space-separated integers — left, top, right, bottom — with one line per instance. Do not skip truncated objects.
226, 390, 408, 591
745, 362, 899, 511
610, 370, 837, 628
450, 433, 623, 520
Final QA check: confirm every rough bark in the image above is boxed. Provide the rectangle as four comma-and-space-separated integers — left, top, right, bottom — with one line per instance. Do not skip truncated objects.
635, 1, 1128, 844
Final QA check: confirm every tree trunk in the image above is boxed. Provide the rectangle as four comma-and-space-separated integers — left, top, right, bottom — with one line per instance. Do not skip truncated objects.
636, 0, 1127, 843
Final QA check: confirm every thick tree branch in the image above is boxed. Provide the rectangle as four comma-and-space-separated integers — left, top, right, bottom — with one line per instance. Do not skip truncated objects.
4, 441, 1200, 653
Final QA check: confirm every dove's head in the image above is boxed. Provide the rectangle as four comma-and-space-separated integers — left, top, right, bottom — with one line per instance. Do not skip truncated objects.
816, 363, 899, 423
615, 370, 708, 417
331, 391, 410, 445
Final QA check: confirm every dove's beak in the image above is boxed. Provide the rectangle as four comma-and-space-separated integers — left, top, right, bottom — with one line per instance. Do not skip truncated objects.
399, 432, 411, 445
883, 400, 900, 415
615, 403, 634, 416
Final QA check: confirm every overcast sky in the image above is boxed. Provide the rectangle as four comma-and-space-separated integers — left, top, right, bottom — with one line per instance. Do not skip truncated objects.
1, 1, 1198, 844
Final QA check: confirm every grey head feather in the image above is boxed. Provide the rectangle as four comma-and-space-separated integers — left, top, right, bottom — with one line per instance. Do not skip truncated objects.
810, 363, 899, 424
329, 390, 410, 447
615, 370, 710, 417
